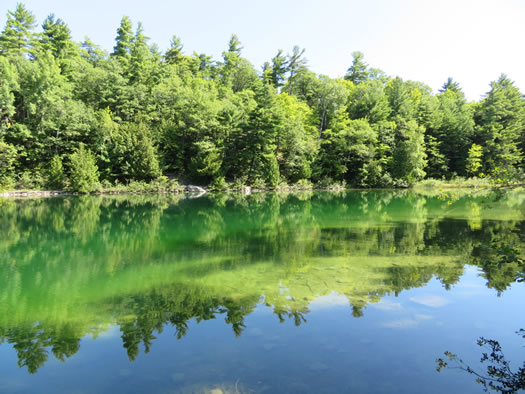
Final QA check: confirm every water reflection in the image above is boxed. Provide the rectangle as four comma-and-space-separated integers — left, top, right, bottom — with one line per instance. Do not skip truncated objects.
0, 189, 524, 374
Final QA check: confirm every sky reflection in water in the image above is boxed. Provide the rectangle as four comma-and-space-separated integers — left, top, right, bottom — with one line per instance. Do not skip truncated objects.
0, 189, 524, 393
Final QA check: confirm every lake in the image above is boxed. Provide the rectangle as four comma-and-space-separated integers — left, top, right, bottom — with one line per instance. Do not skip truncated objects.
0, 189, 524, 393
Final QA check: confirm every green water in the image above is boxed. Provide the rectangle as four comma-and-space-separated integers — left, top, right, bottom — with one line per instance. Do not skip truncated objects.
0, 189, 524, 393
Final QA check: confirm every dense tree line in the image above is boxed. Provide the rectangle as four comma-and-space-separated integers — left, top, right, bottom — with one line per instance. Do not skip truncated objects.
0, 4, 524, 191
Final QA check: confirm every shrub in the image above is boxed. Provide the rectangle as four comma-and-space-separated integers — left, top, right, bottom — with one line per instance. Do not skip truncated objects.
209, 175, 227, 191
294, 179, 313, 190
68, 144, 100, 193
47, 155, 66, 189
16, 170, 44, 190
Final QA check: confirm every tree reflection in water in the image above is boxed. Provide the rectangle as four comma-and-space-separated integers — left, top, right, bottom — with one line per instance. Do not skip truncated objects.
437, 243, 525, 393
0, 189, 523, 374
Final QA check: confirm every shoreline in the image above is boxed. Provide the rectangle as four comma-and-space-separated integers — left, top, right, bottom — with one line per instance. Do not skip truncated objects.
1, 184, 516, 199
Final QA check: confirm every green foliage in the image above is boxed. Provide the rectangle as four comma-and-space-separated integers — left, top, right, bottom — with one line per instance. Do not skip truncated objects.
344, 51, 370, 84
0, 3, 37, 56
41, 14, 77, 62
47, 154, 66, 189
112, 16, 133, 59
347, 80, 391, 123
386, 77, 415, 121
391, 120, 427, 186
263, 152, 280, 188
16, 169, 44, 189
433, 85, 474, 177
0, 56, 19, 127
190, 138, 222, 180
68, 144, 100, 193
0, 4, 523, 191
285, 45, 307, 95
164, 35, 183, 64
275, 93, 316, 183
209, 175, 227, 191
0, 139, 17, 189
475, 75, 524, 181
315, 113, 378, 186
110, 122, 161, 181
466, 144, 483, 177
269, 49, 288, 88
293, 178, 313, 189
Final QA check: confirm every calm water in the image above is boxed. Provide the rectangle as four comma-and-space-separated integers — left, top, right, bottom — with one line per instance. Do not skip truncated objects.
0, 189, 524, 393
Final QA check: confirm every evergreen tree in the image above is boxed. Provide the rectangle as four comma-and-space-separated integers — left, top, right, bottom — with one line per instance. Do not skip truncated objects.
344, 51, 369, 84
270, 49, 287, 89
439, 77, 461, 94
79, 37, 107, 66
41, 14, 77, 61
385, 77, 415, 121
0, 3, 37, 56
68, 144, 100, 193
433, 86, 474, 177
164, 35, 183, 64
475, 74, 524, 179
190, 138, 222, 180
46, 154, 66, 189
286, 45, 307, 95
390, 120, 427, 185
112, 16, 133, 59
220, 34, 242, 86
129, 22, 152, 84
109, 122, 160, 181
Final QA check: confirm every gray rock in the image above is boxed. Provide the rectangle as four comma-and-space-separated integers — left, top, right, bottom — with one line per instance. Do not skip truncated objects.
185, 184, 206, 193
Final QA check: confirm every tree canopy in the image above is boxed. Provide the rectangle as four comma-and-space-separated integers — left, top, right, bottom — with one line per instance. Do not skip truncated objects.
0, 4, 524, 191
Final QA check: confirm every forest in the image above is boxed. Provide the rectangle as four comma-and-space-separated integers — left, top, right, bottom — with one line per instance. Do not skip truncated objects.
0, 3, 524, 192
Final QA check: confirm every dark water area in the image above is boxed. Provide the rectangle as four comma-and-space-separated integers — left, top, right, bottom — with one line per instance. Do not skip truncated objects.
0, 189, 524, 393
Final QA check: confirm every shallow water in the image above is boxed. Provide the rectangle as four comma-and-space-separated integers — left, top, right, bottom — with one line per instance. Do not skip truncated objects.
0, 189, 524, 393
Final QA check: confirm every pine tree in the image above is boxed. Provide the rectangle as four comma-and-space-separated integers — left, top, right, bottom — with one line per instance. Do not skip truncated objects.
439, 87, 473, 176
164, 35, 183, 64
286, 45, 307, 94
41, 14, 77, 60
0, 3, 37, 56
344, 51, 369, 84
112, 16, 133, 59
270, 49, 287, 89
129, 22, 151, 84
476, 74, 524, 179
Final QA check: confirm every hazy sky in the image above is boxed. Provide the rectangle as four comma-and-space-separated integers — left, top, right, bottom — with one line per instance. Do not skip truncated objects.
2, 0, 524, 100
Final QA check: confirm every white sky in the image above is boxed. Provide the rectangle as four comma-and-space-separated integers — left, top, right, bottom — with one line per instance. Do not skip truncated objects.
2, 0, 524, 101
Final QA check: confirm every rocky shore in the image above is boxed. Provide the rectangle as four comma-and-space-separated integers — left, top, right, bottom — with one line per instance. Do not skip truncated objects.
0, 185, 208, 198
